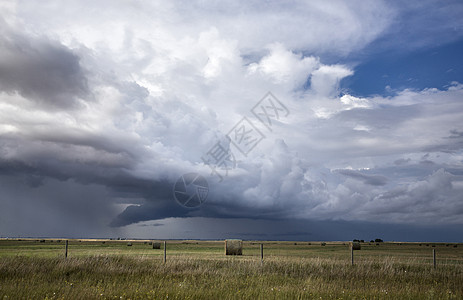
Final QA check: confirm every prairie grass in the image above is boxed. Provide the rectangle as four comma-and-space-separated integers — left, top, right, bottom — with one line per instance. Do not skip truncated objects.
0, 239, 462, 299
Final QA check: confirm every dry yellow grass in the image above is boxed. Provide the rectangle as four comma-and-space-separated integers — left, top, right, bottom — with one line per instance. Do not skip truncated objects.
0, 239, 462, 299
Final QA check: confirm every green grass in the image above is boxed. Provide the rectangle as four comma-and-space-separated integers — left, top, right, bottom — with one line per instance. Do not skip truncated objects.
0, 239, 462, 299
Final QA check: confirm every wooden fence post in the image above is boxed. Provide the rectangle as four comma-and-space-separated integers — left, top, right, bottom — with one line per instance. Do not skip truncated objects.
65, 240, 68, 258
164, 241, 167, 263
260, 244, 263, 265
433, 249, 436, 269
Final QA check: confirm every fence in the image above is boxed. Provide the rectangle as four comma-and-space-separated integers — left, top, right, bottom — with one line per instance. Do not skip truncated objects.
0, 239, 461, 269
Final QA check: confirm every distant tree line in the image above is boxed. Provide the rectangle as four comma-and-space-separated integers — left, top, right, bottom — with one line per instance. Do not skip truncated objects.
353, 238, 383, 243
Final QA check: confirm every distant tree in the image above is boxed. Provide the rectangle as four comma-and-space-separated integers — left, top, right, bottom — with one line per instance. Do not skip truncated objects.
360, 240, 364, 243
375, 238, 383, 243
370, 240, 374, 243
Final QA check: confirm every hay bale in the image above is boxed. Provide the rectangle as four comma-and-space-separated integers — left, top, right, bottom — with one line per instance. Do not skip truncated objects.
225, 239, 242, 255
127, 242, 132, 246
350, 241, 361, 250
152, 242, 161, 249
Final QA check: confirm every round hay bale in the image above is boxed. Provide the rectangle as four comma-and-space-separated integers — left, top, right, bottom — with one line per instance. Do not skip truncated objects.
152, 242, 161, 249
225, 239, 242, 255
127, 242, 132, 246
350, 241, 361, 250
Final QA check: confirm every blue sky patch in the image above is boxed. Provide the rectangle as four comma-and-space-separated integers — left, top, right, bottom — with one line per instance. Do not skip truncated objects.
343, 38, 463, 97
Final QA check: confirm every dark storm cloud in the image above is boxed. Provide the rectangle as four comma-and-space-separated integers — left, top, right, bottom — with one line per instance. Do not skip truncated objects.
110, 183, 305, 228
0, 174, 117, 238
0, 136, 181, 230
0, 140, 131, 186
0, 21, 88, 109
0, 139, 161, 197
110, 201, 189, 227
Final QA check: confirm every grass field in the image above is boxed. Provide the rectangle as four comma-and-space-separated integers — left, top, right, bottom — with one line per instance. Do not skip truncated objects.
0, 239, 462, 299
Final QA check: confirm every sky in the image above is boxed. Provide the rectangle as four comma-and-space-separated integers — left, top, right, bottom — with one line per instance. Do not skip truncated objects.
0, 0, 462, 242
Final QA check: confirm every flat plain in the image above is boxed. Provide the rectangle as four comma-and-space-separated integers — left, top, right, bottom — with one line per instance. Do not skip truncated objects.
0, 239, 462, 299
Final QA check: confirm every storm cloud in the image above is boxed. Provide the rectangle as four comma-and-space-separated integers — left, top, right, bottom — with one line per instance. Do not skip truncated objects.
0, 0, 462, 240
0, 21, 89, 109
